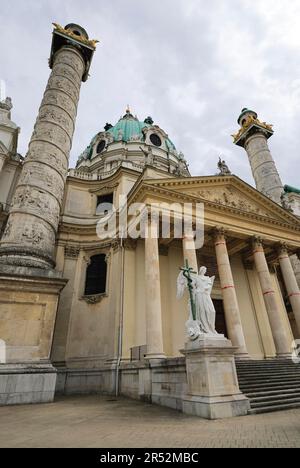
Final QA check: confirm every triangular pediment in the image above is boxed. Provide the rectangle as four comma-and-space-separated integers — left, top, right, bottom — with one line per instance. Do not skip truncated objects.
140, 175, 300, 226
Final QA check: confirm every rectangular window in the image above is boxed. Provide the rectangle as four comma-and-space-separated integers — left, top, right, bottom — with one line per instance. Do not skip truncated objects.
96, 193, 114, 215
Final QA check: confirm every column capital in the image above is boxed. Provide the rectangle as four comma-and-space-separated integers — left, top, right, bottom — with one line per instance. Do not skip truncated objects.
123, 238, 137, 251
251, 235, 264, 250
212, 226, 227, 242
276, 242, 290, 257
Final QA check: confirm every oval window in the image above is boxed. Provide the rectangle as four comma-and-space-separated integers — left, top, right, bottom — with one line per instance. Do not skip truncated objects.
96, 140, 106, 154
150, 134, 162, 147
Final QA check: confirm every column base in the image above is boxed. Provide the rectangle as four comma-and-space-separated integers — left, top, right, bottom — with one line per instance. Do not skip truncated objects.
234, 353, 252, 361
0, 363, 57, 406
276, 353, 293, 360
144, 353, 166, 361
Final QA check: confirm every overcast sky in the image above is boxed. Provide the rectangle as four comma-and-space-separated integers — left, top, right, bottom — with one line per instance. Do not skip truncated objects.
1, 0, 300, 188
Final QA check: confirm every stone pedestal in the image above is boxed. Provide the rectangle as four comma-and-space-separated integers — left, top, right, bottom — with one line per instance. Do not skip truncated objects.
0, 265, 67, 405
181, 336, 250, 420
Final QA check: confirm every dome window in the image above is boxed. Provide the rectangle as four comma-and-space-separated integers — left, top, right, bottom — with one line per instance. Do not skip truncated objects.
150, 134, 162, 147
96, 140, 106, 154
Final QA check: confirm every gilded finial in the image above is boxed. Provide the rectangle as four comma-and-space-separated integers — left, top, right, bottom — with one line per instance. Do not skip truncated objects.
52, 22, 99, 49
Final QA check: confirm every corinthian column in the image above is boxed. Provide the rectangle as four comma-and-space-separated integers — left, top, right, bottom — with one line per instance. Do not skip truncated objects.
277, 243, 300, 335
0, 24, 96, 269
145, 216, 165, 360
252, 237, 291, 357
214, 228, 249, 358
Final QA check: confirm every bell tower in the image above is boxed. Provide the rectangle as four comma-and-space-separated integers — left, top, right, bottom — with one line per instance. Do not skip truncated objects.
233, 108, 284, 204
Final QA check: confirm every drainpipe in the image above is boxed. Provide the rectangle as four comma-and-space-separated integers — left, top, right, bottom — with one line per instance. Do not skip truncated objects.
115, 234, 125, 397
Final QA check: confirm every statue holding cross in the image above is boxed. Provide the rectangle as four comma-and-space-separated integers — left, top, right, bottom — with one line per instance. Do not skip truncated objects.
177, 260, 219, 341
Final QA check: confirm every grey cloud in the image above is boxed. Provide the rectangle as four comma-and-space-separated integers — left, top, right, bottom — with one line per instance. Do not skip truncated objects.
0, 0, 299, 188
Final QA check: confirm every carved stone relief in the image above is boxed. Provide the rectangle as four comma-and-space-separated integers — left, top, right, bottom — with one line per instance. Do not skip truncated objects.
188, 186, 271, 217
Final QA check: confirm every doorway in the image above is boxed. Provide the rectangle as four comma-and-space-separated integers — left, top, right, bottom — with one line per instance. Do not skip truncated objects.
213, 299, 228, 337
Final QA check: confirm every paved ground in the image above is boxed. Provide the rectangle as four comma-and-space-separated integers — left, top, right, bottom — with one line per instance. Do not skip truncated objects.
0, 395, 300, 448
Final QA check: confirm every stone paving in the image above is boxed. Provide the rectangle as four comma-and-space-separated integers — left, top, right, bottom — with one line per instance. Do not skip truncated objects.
0, 395, 299, 448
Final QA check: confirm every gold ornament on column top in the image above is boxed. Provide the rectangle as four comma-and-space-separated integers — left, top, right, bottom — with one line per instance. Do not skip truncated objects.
52, 23, 99, 49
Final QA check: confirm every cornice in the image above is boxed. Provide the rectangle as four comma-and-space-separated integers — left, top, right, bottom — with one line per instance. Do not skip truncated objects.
128, 182, 300, 232
130, 175, 300, 225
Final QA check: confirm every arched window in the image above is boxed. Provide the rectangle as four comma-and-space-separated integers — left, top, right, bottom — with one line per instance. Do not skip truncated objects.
84, 254, 107, 296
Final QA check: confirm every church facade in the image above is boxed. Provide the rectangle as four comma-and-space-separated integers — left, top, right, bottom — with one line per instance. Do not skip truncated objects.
0, 23, 300, 415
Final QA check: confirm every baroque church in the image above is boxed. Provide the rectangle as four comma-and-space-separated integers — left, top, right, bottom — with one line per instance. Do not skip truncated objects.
0, 23, 300, 418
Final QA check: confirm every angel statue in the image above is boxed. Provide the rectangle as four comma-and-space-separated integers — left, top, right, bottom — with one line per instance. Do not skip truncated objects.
177, 261, 219, 341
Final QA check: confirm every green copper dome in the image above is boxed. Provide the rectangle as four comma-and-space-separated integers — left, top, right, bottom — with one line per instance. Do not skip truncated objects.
107, 110, 176, 149
78, 110, 177, 163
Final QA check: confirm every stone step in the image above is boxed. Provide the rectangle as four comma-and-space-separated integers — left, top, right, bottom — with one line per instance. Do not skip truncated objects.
248, 392, 300, 403
250, 396, 300, 409
236, 366, 299, 370
236, 360, 300, 414
237, 371, 300, 378
237, 366, 300, 370
239, 374, 300, 383
245, 388, 300, 398
235, 359, 299, 368
239, 382, 300, 393
248, 401, 300, 415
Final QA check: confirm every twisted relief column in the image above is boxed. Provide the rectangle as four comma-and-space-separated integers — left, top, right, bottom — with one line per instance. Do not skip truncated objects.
277, 243, 300, 335
252, 237, 291, 357
214, 228, 249, 358
0, 25, 95, 269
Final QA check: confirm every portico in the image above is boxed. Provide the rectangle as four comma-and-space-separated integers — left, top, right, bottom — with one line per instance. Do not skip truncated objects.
124, 174, 300, 362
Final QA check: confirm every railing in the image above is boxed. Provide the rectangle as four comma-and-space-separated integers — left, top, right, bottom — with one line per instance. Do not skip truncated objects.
68, 161, 144, 181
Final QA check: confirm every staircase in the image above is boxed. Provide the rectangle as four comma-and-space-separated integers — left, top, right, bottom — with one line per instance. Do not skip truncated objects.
235, 359, 300, 414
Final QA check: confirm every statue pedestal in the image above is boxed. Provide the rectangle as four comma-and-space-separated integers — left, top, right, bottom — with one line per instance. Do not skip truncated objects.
0, 265, 67, 405
181, 335, 250, 420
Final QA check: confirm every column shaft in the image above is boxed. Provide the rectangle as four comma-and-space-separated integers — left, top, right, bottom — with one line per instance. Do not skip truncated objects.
145, 219, 165, 359
278, 246, 300, 335
252, 238, 291, 357
214, 230, 248, 357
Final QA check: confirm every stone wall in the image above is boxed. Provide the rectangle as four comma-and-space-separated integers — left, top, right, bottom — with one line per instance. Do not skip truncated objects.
55, 358, 187, 412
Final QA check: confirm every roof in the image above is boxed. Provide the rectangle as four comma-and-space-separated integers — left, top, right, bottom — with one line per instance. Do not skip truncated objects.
284, 184, 300, 195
